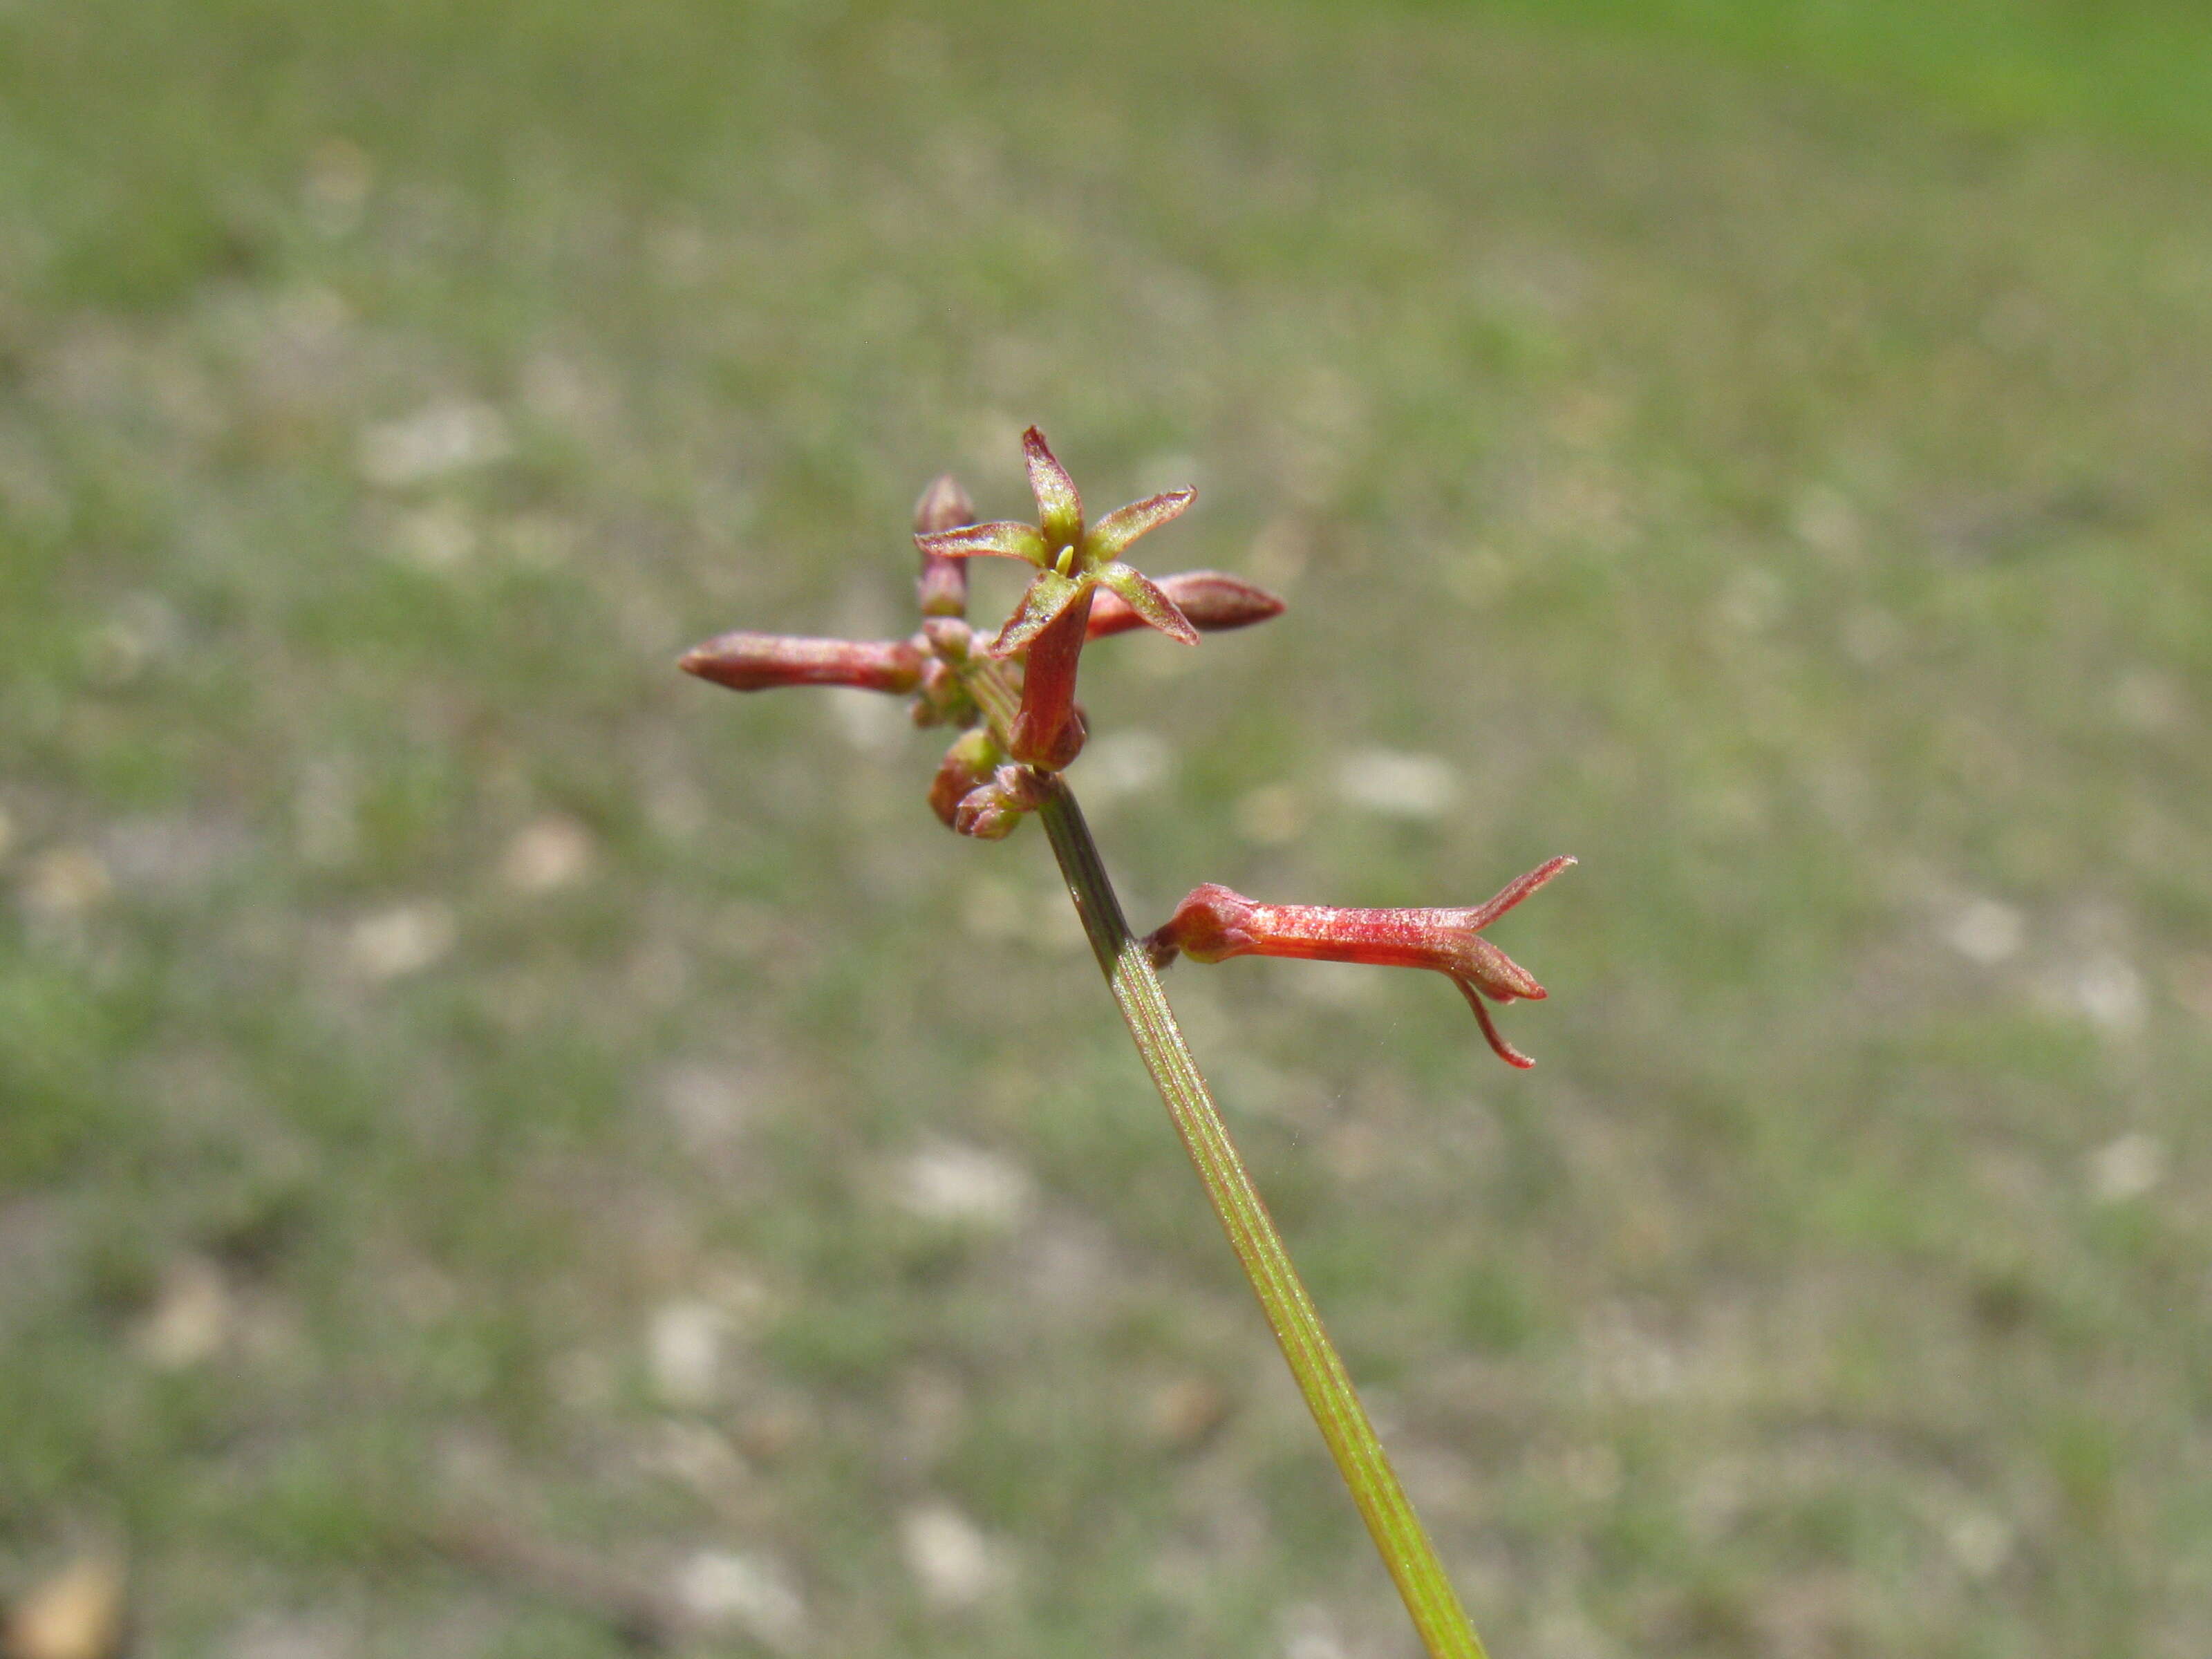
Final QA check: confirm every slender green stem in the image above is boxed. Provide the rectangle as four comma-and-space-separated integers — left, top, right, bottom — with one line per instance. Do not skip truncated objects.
1036, 775, 1488, 1659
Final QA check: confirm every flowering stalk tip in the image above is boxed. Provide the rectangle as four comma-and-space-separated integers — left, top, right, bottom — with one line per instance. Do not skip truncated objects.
912, 427, 1210, 769
1146, 856, 1575, 1068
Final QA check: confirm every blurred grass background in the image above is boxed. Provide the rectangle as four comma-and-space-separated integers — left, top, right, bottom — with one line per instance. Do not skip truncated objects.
3, 1, 2211, 1654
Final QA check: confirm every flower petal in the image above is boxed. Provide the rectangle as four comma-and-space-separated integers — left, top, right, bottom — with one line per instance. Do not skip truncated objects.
1465, 854, 1577, 931
986, 568, 1085, 658
1089, 570, 1284, 638
1456, 935, 1546, 1002
1454, 976, 1538, 1068
1083, 488, 1194, 563
1096, 563, 1199, 645
1022, 427, 1084, 552
915, 521, 1051, 565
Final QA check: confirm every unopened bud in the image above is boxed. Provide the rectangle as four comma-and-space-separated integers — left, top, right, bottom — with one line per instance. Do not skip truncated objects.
951, 762, 1049, 840
1088, 570, 1285, 639
952, 788, 1022, 839
909, 659, 979, 728
914, 474, 975, 618
921, 617, 974, 661
929, 729, 1000, 827
680, 631, 925, 694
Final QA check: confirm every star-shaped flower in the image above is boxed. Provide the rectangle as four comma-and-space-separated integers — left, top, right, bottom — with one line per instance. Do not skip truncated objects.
915, 427, 1199, 767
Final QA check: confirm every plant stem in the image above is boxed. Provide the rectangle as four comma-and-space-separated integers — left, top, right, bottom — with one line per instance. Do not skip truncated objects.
1035, 775, 1488, 1659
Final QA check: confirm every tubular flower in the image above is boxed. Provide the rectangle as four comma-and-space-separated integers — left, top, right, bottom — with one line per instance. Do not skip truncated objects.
1145, 856, 1575, 1068
915, 427, 1200, 768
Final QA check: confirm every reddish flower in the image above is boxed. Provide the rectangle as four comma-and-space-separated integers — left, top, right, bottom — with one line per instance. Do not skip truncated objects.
1146, 856, 1575, 1068
915, 427, 1199, 768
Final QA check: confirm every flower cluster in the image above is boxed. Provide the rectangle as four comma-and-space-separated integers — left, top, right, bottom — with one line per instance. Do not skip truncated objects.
682, 427, 1571, 1066
683, 428, 1279, 826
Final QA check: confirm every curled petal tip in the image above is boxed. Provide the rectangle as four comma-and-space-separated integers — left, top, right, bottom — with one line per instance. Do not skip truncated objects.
1456, 978, 1538, 1068
1468, 854, 1578, 929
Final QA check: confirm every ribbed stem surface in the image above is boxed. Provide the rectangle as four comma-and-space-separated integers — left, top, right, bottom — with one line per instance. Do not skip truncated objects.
1037, 777, 1487, 1659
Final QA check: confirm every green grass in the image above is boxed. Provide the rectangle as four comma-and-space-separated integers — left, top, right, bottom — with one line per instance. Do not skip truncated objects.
3, 1, 2211, 1654
1447, 0, 2212, 160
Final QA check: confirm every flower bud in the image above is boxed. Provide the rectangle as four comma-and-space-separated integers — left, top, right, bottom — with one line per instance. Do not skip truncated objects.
929, 729, 1001, 827
908, 659, 980, 728
921, 617, 974, 661
953, 788, 1023, 839
950, 765, 1049, 840
913, 474, 975, 619
1087, 571, 1284, 639
680, 631, 924, 694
